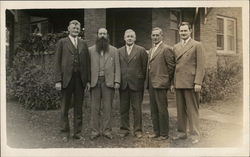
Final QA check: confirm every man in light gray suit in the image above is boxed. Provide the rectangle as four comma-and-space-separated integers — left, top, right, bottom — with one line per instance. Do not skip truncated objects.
89, 28, 120, 140
172, 22, 205, 144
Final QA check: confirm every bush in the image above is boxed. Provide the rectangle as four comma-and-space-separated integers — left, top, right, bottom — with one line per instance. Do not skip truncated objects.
201, 58, 243, 103
6, 33, 66, 110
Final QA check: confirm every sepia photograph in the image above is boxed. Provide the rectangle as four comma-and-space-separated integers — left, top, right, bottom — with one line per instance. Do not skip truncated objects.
1, 1, 249, 156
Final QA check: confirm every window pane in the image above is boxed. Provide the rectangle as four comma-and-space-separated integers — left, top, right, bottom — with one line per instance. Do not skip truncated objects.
227, 35, 235, 51
227, 19, 235, 36
217, 34, 224, 50
217, 18, 224, 34
41, 22, 49, 35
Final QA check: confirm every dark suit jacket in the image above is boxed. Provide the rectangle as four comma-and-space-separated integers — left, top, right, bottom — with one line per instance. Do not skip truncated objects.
55, 37, 90, 88
89, 45, 120, 88
118, 44, 148, 91
173, 38, 205, 89
146, 42, 175, 89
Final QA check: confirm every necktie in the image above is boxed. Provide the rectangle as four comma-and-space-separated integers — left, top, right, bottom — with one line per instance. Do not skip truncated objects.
74, 38, 77, 48
127, 46, 132, 55
150, 44, 157, 59
183, 40, 186, 46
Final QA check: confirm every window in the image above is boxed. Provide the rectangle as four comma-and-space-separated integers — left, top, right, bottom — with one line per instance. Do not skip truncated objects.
216, 16, 236, 54
30, 16, 50, 36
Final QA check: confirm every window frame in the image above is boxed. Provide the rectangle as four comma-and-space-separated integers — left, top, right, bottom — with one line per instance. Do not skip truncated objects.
216, 15, 237, 55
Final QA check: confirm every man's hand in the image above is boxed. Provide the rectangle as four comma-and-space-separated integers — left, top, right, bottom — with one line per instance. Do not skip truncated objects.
114, 83, 120, 89
170, 85, 175, 93
55, 82, 62, 91
85, 82, 90, 93
194, 84, 202, 92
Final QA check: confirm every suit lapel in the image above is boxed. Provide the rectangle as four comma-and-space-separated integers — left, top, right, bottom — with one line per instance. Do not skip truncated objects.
150, 43, 163, 62
176, 39, 194, 61
77, 38, 83, 54
128, 45, 137, 63
104, 45, 112, 64
66, 37, 76, 54
120, 46, 128, 63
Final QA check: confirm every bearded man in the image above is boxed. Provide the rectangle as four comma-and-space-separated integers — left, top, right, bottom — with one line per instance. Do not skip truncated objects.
88, 28, 120, 140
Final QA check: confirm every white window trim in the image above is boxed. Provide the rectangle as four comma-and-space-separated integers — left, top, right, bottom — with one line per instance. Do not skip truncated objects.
216, 15, 237, 55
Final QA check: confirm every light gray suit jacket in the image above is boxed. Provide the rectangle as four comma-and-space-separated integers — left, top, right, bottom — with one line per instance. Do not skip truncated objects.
89, 45, 120, 88
173, 38, 205, 89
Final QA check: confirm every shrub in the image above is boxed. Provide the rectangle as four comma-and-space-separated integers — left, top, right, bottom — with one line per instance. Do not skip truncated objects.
201, 58, 243, 103
6, 33, 66, 110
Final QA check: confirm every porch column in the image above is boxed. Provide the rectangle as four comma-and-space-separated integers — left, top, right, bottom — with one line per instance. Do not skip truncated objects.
84, 9, 106, 46
152, 8, 171, 45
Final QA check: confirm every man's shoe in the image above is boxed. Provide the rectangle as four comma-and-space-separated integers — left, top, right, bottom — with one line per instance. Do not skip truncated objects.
190, 135, 200, 144
119, 132, 129, 138
60, 128, 69, 133
90, 133, 100, 140
73, 134, 82, 140
157, 136, 169, 141
148, 133, 159, 139
103, 132, 113, 140
172, 132, 187, 140
62, 135, 69, 142
134, 132, 143, 138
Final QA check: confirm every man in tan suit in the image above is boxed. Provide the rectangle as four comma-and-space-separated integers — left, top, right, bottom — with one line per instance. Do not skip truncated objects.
118, 29, 148, 138
89, 28, 120, 140
146, 27, 175, 140
172, 22, 205, 144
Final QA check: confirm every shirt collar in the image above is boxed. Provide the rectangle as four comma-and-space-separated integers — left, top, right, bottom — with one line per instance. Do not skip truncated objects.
126, 44, 134, 50
154, 41, 163, 48
68, 35, 78, 43
182, 37, 191, 45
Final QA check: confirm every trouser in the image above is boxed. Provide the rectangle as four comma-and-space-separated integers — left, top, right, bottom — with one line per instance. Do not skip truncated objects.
148, 79, 169, 137
90, 76, 115, 135
61, 72, 84, 135
175, 89, 200, 136
119, 86, 144, 133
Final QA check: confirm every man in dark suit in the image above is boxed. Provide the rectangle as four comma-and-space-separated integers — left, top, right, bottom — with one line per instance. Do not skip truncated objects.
118, 29, 148, 138
89, 28, 120, 140
55, 20, 90, 141
172, 22, 205, 144
146, 27, 175, 140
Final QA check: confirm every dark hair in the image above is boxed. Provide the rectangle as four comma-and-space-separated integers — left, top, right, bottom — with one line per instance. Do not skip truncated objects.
97, 28, 107, 34
178, 22, 192, 30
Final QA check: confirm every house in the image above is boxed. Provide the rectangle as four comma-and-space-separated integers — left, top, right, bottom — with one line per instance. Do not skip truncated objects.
6, 7, 242, 68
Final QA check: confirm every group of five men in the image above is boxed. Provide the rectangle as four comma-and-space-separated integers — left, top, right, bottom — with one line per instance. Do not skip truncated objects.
55, 20, 205, 144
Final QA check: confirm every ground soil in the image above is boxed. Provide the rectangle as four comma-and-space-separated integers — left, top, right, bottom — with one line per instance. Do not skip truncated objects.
6, 92, 243, 148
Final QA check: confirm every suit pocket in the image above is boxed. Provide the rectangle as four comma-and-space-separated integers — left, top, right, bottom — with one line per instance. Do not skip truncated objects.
158, 75, 169, 84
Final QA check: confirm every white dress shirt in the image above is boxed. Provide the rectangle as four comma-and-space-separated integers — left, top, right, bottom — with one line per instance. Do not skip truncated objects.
126, 44, 134, 56
181, 37, 191, 46
69, 35, 78, 48
151, 41, 162, 59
